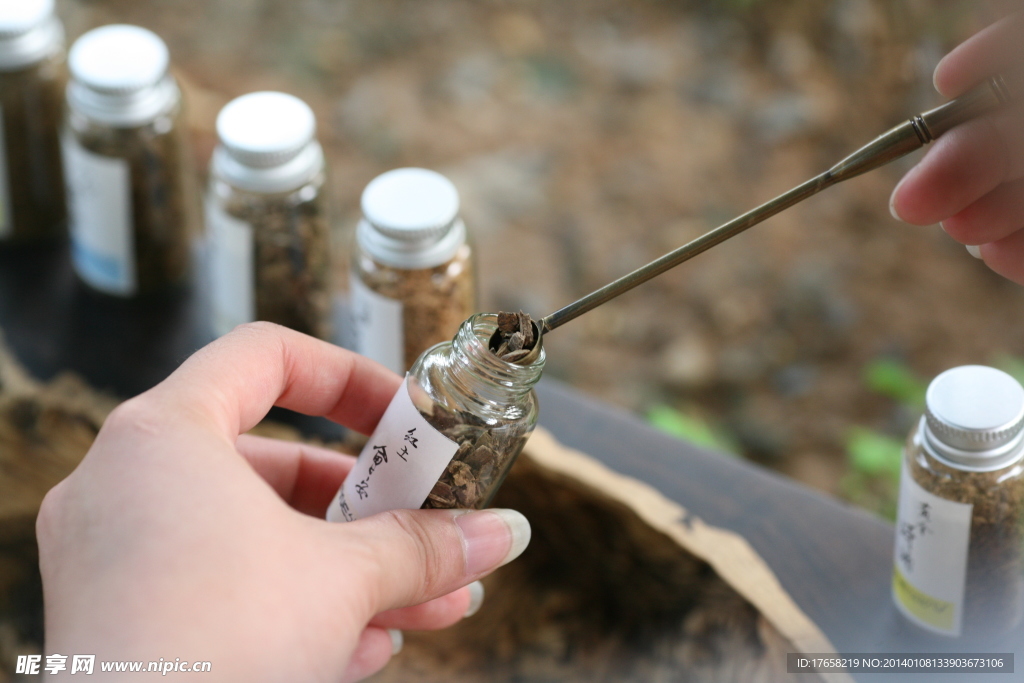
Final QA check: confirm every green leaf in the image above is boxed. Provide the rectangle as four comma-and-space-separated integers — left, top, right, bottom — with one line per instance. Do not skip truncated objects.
647, 405, 736, 454
863, 358, 927, 408
845, 427, 903, 481
839, 471, 898, 522
995, 355, 1024, 388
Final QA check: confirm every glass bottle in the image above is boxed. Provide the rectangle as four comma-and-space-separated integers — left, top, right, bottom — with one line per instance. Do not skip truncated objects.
893, 365, 1024, 639
349, 167, 476, 374
63, 24, 196, 297
0, 0, 66, 243
206, 91, 333, 340
327, 312, 545, 522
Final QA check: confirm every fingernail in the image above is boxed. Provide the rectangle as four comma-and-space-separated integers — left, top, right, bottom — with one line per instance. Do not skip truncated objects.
889, 188, 903, 221
455, 508, 531, 575
464, 580, 485, 617
388, 629, 403, 655
966, 244, 983, 259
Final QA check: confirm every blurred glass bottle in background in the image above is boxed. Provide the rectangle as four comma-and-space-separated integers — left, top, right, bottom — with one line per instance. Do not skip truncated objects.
0, 0, 66, 244
63, 24, 196, 297
350, 168, 476, 374
206, 91, 333, 339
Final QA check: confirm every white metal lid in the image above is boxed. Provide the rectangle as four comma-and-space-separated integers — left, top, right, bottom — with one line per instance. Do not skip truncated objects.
0, 0, 53, 37
211, 92, 324, 193
358, 168, 464, 269
67, 25, 177, 126
217, 92, 316, 167
923, 365, 1024, 470
0, 0, 62, 71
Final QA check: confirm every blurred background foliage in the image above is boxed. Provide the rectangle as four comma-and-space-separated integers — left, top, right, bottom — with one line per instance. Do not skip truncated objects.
57, 0, 1020, 518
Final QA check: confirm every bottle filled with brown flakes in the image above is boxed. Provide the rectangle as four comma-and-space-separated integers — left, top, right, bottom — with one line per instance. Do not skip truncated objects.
63, 25, 196, 297
206, 91, 333, 339
0, 0, 67, 243
349, 167, 476, 374
893, 365, 1024, 640
327, 311, 544, 522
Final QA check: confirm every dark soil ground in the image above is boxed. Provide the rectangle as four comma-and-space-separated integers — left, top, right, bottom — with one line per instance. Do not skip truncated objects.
59, 0, 1023, 516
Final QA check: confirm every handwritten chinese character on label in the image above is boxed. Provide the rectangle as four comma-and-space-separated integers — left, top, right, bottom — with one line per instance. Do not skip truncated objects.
326, 377, 459, 522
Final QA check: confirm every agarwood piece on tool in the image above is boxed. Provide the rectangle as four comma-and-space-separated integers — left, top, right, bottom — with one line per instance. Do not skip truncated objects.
490, 310, 537, 364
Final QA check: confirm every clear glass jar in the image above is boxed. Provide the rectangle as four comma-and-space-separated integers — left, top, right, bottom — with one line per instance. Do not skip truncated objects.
894, 366, 1024, 639
327, 312, 545, 522
63, 25, 196, 297
0, 1, 66, 243
349, 167, 476, 375
207, 92, 333, 340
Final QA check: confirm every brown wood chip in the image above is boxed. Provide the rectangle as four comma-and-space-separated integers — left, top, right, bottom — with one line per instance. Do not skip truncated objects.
497, 311, 519, 333
518, 310, 534, 347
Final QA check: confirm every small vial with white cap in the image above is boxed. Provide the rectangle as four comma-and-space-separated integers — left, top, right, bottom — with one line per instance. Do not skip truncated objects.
349, 167, 476, 375
0, 0, 66, 243
63, 24, 197, 297
893, 365, 1024, 639
206, 91, 333, 340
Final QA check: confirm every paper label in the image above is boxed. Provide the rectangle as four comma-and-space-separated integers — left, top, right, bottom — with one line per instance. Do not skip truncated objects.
893, 458, 972, 636
350, 272, 404, 375
326, 376, 459, 522
207, 202, 255, 337
63, 133, 134, 295
0, 107, 10, 239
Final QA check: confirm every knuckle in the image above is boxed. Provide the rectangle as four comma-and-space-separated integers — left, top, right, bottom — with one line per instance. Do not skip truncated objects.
101, 397, 158, 434
228, 321, 288, 341
97, 397, 171, 445
35, 480, 67, 549
381, 510, 451, 596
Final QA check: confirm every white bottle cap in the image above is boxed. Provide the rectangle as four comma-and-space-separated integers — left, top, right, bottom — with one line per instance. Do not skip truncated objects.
357, 168, 465, 269
67, 25, 178, 126
211, 91, 324, 193
0, 0, 63, 71
923, 365, 1024, 470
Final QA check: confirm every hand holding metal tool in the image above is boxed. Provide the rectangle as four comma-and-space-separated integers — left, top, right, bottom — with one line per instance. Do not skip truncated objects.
510, 72, 1020, 364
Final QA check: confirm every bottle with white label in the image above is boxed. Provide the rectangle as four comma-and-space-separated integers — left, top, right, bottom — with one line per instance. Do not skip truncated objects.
206, 92, 332, 339
0, 0, 66, 243
63, 25, 196, 297
349, 168, 476, 375
327, 312, 544, 522
893, 365, 1024, 639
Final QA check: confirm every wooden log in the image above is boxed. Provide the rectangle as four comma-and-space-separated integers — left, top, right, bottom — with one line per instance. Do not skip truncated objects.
369, 430, 848, 683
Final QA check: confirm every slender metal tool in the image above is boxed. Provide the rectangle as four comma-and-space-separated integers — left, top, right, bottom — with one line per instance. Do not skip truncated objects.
501, 73, 1019, 364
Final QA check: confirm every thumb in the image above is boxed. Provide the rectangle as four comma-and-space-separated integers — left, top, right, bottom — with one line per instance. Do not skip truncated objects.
337, 508, 531, 617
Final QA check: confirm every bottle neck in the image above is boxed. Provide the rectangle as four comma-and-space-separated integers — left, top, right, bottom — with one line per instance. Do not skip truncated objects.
0, 17, 62, 72
921, 416, 1024, 472
67, 75, 179, 128
443, 313, 544, 406
212, 141, 324, 194
357, 218, 466, 270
